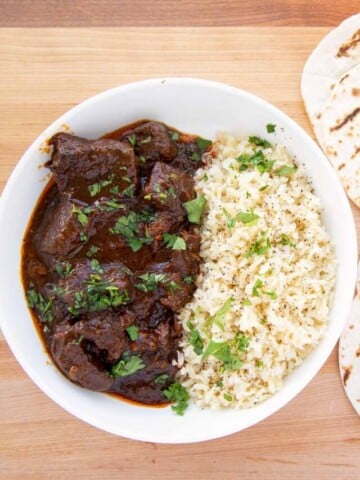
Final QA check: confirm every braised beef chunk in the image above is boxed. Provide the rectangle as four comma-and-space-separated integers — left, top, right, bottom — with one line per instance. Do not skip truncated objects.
122, 121, 178, 164
51, 324, 113, 391
22, 120, 209, 405
38, 198, 91, 259
143, 162, 195, 214
48, 133, 138, 202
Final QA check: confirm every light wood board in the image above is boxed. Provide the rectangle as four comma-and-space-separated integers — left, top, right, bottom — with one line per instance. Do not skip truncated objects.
1, 28, 360, 480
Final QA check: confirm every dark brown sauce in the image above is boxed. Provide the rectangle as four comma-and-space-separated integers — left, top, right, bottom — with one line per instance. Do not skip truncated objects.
22, 119, 210, 407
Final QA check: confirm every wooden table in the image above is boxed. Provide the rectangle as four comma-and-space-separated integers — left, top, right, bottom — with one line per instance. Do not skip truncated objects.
1, 2, 360, 479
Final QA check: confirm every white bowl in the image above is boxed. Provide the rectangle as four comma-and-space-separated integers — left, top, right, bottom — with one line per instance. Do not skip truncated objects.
0, 78, 357, 443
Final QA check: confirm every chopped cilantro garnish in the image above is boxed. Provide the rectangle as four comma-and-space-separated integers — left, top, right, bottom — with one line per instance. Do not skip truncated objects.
155, 373, 170, 385
187, 321, 204, 355
215, 380, 223, 388
79, 232, 88, 242
183, 195, 206, 224
234, 332, 250, 352
252, 279, 264, 297
72, 205, 91, 227
222, 208, 235, 229
256, 359, 264, 368
224, 393, 232, 401
109, 185, 119, 195
266, 123, 276, 133
163, 233, 186, 251
126, 325, 139, 341
202, 173, 209, 181
111, 211, 153, 252
204, 297, 233, 335
280, 233, 296, 247
259, 184, 269, 191
110, 355, 144, 377
99, 199, 125, 212
86, 245, 99, 257
67, 276, 130, 315
26, 287, 53, 323
88, 174, 114, 197
122, 184, 136, 198
276, 165, 297, 176
235, 211, 260, 224
127, 134, 137, 146
248, 136, 272, 148
90, 258, 103, 274
191, 151, 201, 162
263, 290, 277, 300
171, 131, 180, 141
243, 298, 252, 306
183, 275, 194, 285
139, 155, 146, 164
196, 137, 212, 151
163, 382, 189, 416
245, 231, 271, 258
135, 273, 167, 293
236, 150, 275, 174
251, 280, 277, 300
140, 135, 152, 144
55, 262, 73, 278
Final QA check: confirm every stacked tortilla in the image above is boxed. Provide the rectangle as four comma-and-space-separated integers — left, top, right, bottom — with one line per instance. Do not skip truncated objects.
301, 14, 360, 206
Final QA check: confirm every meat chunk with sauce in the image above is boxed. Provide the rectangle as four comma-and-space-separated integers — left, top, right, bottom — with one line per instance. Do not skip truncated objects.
53, 261, 134, 317
143, 162, 195, 214
38, 198, 89, 258
51, 324, 113, 391
122, 121, 178, 163
48, 133, 139, 202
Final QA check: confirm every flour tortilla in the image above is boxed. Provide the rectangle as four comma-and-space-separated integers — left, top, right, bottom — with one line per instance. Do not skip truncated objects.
301, 14, 360, 206
301, 14, 360, 146
321, 64, 360, 205
339, 262, 360, 416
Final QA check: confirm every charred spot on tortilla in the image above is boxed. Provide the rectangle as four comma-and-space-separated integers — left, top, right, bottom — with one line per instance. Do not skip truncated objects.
336, 28, 360, 57
351, 146, 360, 159
343, 365, 352, 386
352, 88, 360, 96
329, 107, 360, 132
339, 74, 350, 84
338, 163, 346, 170
356, 347, 360, 358
316, 113, 322, 120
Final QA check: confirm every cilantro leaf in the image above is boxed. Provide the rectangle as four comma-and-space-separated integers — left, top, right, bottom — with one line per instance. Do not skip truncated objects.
183, 195, 206, 224
196, 137, 212, 151
110, 355, 144, 377
234, 211, 260, 224
135, 273, 167, 293
248, 136, 272, 148
163, 382, 189, 416
187, 321, 204, 355
155, 373, 170, 385
26, 287, 53, 323
276, 165, 297, 176
236, 150, 275, 174
245, 232, 271, 258
266, 123, 276, 133
126, 325, 139, 341
252, 279, 263, 297
163, 233, 186, 251
280, 233, 296, 248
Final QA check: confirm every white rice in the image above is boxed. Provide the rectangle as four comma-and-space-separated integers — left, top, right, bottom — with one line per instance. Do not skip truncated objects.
177, 134, 336, 409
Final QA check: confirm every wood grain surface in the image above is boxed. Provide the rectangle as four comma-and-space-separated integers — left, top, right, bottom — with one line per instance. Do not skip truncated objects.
1, 25, 360, 480
1, 0, 359, 27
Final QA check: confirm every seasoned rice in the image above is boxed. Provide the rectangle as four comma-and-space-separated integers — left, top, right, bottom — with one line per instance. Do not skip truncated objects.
177, 134, 336, 409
